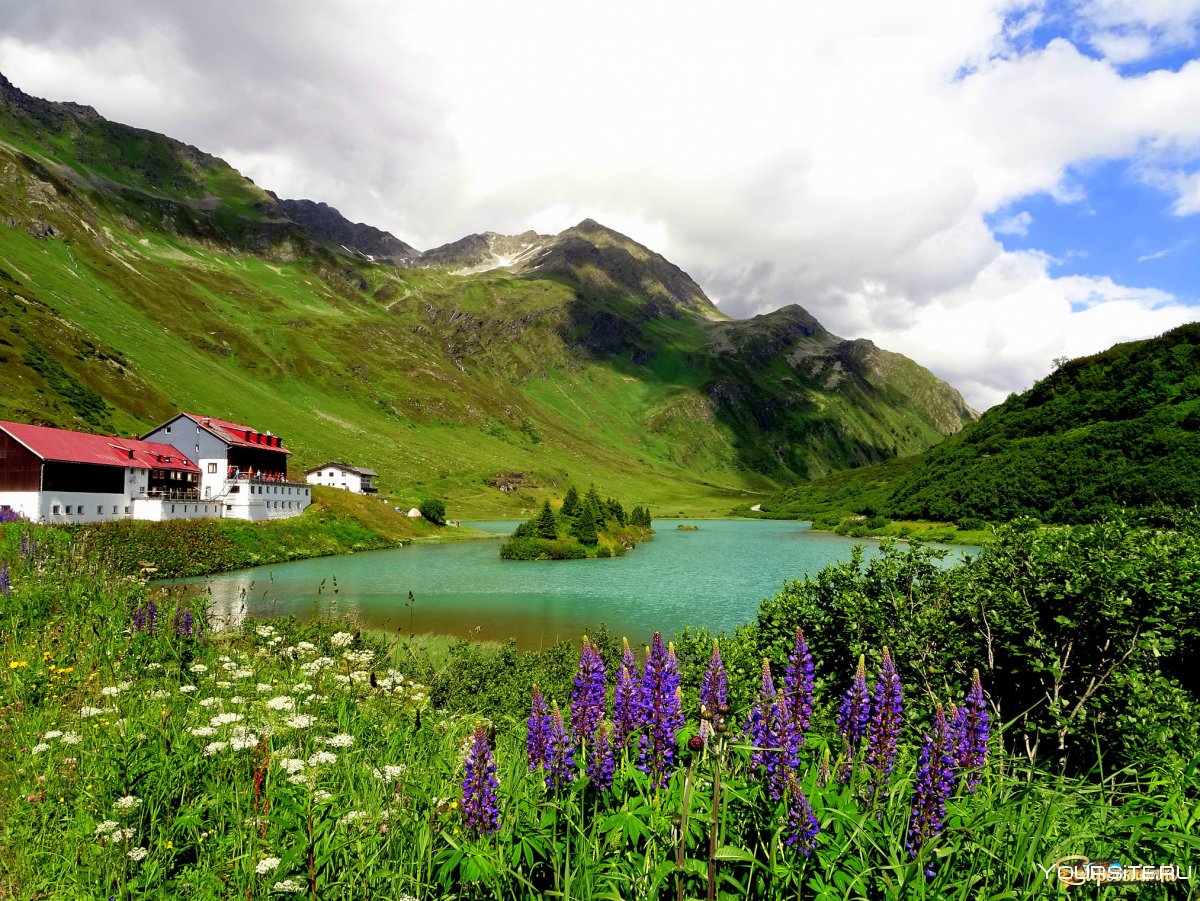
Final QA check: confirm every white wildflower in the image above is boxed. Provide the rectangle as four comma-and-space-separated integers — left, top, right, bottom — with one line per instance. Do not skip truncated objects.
127, 847, 148, 862
273, 878, 306, 893
323, 733, 354, 748
350, 671, 371, 684
230, 696, 246, 704
61, 732, 81, 745
80, 706, 106, 718
189, 726, 217, 738
146, 662, 163, 671
295, 641, 317, 655
333, 675, 351, 686
203, 741, 228, 756
330, 631, 354, 648
216, 680, 234, 689
100, 682, 130, 697
278, 757, 306, 774
200, 697, 221, 708
287, 773, 308, 785
284, 714, 315, 729
95, 819, 119, 836
307, 751, 337, 767
31, 743, 50, 754
266, 696, 295, 712
255, 856, 280, 875
373, 765, 407, 781
256, 682, 274, 693
232, 668, 254, 680
339, 810, 368, 826
313, 789, 332, 801
256, 625, 276, 638
210, 712, 244, 727
113, 795, 142, 813
344, 649, 373, 666
230, 736, 258, 752
292, 683, 313, 693
113, 827, 136, 842
43, 730, 63, 741
304, 694, 328, 704
179, 685, 197, 694
148, 689, 170, 700
189, 663, 209, 674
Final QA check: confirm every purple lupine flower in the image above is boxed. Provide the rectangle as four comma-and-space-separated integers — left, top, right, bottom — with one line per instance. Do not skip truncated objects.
865, 647, 904, 785
146, 600, 158, 635
783, 628, 814, 734
526, 685, 552, 772
699, 639, 728, 716
570, 636, 607, 749
636, 632, 683, 787
19, 532, 35, 557
0, 505, 19, 523
587, 722, 616, 791
783, 773, 820, 857
0, 562, 9, 597
545, 701, 575, 791
462, 724, 500, 836
132, 605, 145, 632
743, 658, 777, 771
613, 637, 639, 749
768, 693, 797, 799
906, 704, 957, 876
952, 669, 990, 792
836, 654, 871, 783
174, 608, 195, 639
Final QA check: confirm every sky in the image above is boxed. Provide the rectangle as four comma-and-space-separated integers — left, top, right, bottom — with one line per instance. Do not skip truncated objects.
1, 1, 1199, 409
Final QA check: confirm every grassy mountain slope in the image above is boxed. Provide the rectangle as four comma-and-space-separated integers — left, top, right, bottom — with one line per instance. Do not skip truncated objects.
0, 73, 974, 516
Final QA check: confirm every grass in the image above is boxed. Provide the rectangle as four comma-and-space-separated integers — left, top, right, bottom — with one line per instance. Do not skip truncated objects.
0, 522, 1194, 899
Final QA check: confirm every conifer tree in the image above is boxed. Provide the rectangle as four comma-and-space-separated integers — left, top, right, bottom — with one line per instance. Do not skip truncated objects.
535, 500, 558, 539
561, 485, 581, 518
605, 498, 626, 526
573, 499, 599, 545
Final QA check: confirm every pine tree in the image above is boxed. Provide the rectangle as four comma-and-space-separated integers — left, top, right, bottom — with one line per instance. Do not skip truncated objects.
573, 499, 599, 545
585, 484, 604, 515
561, 485, 581, 518
605, 497, 626, 525
535, 500, 558, 539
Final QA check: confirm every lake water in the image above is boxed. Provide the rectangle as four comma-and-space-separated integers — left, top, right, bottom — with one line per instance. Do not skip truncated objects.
178, 521, 973, 649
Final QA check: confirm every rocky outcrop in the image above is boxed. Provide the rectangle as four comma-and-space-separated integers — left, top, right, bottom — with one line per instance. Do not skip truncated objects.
273, 196, 420, 263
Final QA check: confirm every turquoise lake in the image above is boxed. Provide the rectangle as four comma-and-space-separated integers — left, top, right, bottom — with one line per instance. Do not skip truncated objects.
183, 520, 974, 649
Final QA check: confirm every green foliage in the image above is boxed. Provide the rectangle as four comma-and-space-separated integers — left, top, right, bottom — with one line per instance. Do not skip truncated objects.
887, 323, 1200, 523
22, 341, 112, 426
534, 500, 558, 539
560, 485, 580, 518
418, 498, 446, 526
572, 500, 599, 546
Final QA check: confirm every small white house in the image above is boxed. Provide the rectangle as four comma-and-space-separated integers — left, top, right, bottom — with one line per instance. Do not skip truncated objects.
305, 462, 379, 495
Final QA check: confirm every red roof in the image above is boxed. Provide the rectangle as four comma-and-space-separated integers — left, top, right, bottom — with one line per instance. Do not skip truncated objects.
180, 412, 291, 455
0, 421, 200, 472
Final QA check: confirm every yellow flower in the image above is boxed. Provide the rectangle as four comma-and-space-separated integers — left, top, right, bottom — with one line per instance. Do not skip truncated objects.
57, 667, 74, 676
8, 661, 28, 669
165, 841, 173, 850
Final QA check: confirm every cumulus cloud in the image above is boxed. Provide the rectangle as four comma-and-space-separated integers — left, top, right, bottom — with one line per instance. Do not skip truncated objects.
1, 0, 1198, 409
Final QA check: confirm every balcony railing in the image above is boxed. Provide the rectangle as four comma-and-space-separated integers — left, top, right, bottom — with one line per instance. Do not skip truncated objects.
225, 469, 307, 487
138, 488, 202, 500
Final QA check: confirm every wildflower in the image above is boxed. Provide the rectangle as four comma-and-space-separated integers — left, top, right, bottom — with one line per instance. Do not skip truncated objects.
865, 647, 904, 786
273, 878, 306, 893
189, 726, 217, 737
113, 795, 142, 812
587, 721, 616, 791
569, 637, 607, 750
743, 658, 778, 772
203, 741, 229, 756
148, 690, 170, 700
174, 608, 198, 639
373, 764, 406, 781
783, 628, 815, 734
636, 633, 683, 787
907, 704, 957, 876
94, 819, 119, 836
178, 685, 197, 694
256, 625, 276, 638
0, 561, 9, 596
952, 669, 990, 792
44, 730, 63, 740
295, 641, 317, 654
330, 631, 355, 648
266, 696, 296, 712
461, 723, 500, 835
339, 810, 368, 826
61, 732, 81, 745
285, 714, 316, 729
307, 751, 337, 766
232, 669, 254, 680
613, 662, 638, 749
525, 685, 551, 772
189, 663, 208, 674
835, 655, 871, 783
278, 757, 306, 774
323, 733, 354, 748
200, 697, 221, 708
699, 639, 728, 716
101, 683, 130, 697
210, 712, 244, 727
256, 856, 281, 875
31, 742, 50, 754
783, 773, 820, 857
127, 847, 148, 862
546, 701, 575, 791
8, 660, 28, 669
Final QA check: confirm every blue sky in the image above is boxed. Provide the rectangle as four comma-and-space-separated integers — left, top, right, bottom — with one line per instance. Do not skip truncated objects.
1, 0, 1199, 408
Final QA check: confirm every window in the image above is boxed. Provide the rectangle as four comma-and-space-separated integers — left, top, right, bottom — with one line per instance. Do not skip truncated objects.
196, 426, 201, 434
226, 504, 233, 512
207, 463, 218, 474
113, 506, 118, 514
165, 425, 172, 434
52, 505, 60, 515
195, 444, 200, 455
65, 505, 72, 515
328, 471, 334, 477
171, 504, 176, 513
125, 506, 131, 514
97, 506, 103, 515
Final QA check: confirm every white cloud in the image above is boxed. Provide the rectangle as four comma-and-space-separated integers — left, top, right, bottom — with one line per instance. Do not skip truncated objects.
1, 0, 1199, 410
994, 210, 1034, 235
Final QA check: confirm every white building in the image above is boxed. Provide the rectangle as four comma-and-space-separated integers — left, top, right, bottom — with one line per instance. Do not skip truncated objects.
0, 419, 220, 523
305, 462, 379, 495
141, 413, 311, 521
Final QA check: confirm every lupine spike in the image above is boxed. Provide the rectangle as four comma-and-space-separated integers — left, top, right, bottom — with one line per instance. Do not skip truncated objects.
699, 639, 728, 716
613, 665, 637, 749
784, 773, 820, 857
0, 561, 10, 597
865, 647, 904, 786
461, 724, 500, 835
836, 654, 871, 783
953, 669, 990, 792
635, 632, 683, 787
783, 628, 815, 734
526, 685, 551, 772
570, 637, 607, 749
906, 704, 957, 876
587, 722, 616, 791
545, 701, 576, 791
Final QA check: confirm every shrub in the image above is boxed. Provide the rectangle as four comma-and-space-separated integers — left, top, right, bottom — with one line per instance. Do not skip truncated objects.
419, 499, 446, 525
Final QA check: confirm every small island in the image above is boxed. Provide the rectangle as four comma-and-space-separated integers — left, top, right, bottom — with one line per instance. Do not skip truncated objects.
500, 484, 653, 560
676, 524, 700, 531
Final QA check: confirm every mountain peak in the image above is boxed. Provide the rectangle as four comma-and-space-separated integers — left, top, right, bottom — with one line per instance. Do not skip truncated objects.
273, 196, 419, 263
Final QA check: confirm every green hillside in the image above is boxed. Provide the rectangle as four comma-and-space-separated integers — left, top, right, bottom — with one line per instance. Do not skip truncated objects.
0, 73, 975, 516
759, 322, 1200, 526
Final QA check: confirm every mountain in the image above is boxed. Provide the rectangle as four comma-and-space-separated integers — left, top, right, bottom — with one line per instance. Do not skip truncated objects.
272, 196, 420, 263
0, 73, 975, 514
884, 323, 1200, 522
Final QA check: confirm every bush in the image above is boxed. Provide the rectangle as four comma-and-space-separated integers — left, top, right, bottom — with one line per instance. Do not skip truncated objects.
419, 499, 446, 525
